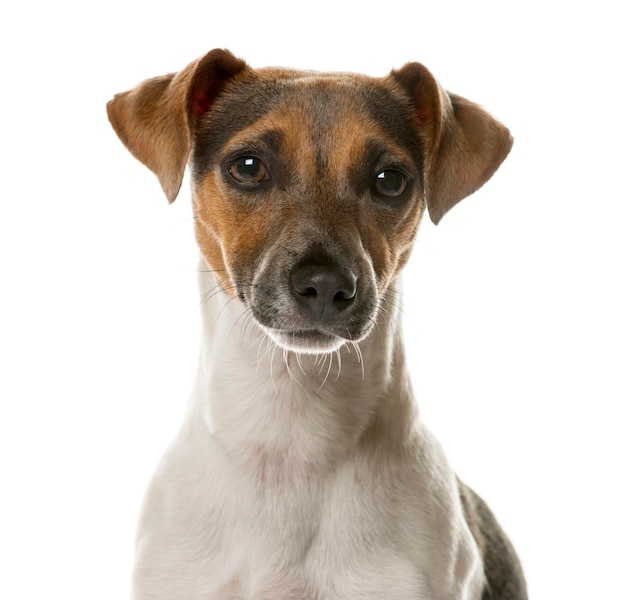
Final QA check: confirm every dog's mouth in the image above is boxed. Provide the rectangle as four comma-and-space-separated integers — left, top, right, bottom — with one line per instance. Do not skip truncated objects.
237, 246, 380, 355
249, 286, 380, 354
261, 327, 357, 354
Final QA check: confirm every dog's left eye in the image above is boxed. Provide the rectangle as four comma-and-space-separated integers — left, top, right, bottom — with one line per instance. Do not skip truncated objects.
228, 157, 269, 184
375, 170, 407, 198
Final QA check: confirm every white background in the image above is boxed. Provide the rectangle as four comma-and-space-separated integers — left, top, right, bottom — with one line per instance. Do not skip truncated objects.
1, 1, 624, 598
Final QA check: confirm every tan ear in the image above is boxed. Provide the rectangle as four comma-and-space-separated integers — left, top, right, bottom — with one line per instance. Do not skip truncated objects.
391, 63, 513, 224
106, 49, 249, 203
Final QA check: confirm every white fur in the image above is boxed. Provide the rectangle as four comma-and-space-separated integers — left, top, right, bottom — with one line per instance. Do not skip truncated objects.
131, 265, 484, 599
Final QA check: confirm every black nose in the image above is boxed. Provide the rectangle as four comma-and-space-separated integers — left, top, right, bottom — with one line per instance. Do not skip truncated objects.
290, 263, 357, 321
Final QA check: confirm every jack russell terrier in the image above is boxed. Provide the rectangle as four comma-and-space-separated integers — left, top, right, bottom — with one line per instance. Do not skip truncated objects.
107, 48, 527, 600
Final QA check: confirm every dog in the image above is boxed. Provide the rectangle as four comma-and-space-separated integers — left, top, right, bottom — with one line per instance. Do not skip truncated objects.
107, 49, 527, 600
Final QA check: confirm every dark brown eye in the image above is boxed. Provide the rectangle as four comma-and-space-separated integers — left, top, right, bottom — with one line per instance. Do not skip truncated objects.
228, 157, 269, 183
375, 170, 406, 197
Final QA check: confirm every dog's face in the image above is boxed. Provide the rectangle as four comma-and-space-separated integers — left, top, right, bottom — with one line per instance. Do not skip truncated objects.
191, 70, 427, 352
107, 50, 512, 353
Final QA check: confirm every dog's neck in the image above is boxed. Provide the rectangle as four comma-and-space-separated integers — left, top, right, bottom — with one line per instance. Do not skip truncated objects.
188, 264, 416, 476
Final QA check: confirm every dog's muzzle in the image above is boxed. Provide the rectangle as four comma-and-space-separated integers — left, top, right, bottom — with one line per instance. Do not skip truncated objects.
245, 248, 379, 354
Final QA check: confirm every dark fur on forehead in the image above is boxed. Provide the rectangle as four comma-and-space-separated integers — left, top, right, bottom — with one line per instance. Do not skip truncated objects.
191, 73, 425, 182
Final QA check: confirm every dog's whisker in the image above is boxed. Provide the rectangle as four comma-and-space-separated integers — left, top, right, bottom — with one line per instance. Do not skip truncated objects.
317, 352, 328, 376
283, 349, 302, 386
381, 291, 406, 324
316, 350, 334, 393
200, 287, 242, 334
255, 332, 267, 378
368, 311, 384, 339
334, 348, 342, 381
229, 305, 255, 345
257, 331, 274, 362
198, 277, 230, 306
240, 310, 260, 344
255, 332, 277, 380
295, 352, 306, 376
195, 264, 228, 275
269, 342, 279, 392
350, 341, 365, 381
313, 351, 321, 372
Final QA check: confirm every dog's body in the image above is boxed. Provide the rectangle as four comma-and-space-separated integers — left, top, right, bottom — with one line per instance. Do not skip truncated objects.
108, 50, 526, 599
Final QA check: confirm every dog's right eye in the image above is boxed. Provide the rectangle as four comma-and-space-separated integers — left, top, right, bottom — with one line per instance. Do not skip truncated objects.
228, 157, 269, 184
375, 170, 407, 198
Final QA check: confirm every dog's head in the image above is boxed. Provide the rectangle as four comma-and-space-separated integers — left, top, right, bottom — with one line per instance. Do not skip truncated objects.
107, 49, 511, 353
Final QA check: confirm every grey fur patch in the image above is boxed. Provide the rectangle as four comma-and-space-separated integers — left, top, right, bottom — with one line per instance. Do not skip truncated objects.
458, 480, 528, 600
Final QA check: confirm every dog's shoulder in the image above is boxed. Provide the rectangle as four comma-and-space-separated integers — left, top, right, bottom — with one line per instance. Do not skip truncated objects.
458, 479, 528, 600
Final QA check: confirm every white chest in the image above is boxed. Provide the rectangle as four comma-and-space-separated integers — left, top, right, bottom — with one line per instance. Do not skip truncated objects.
212, 463, 425, 599
133, 432, 483, 600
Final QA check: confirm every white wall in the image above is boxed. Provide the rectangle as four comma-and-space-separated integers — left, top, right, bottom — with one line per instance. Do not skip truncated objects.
1, 1, 624, 598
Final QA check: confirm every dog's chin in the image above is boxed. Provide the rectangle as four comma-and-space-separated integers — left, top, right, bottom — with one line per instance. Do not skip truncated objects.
263, 328, 350, 355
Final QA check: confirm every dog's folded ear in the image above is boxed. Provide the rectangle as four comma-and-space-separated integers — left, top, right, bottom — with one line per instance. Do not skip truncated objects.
106, 49, 249, 203
391, 63, 513, 224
